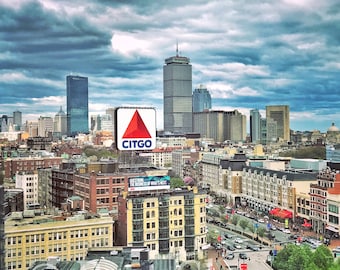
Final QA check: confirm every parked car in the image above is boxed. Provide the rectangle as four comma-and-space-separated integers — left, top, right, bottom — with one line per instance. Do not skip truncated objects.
332, 246, 340, 253
234, 238, 243, 243
266, 232, 275, 240
227, 245, 236, 251
233, 242, 242, 249
239, 253, 248, 260
216, 243, 223, 250
288, 234, 299, 240
224, 233, 233, 239
225, 252, 235, 260
246, 244, 260, 251
283, 229, 291, 234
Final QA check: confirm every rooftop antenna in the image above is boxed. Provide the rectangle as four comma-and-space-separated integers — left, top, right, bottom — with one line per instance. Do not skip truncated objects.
176, 40, 179, 57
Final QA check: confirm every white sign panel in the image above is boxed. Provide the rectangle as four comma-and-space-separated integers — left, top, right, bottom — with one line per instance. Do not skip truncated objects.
116, 107, 156, 151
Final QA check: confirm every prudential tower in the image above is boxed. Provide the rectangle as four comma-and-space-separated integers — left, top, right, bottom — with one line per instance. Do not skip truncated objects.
163, 47, 192, 134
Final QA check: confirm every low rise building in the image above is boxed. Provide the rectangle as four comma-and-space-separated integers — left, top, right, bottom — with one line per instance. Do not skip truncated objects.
5, 210, 115, 270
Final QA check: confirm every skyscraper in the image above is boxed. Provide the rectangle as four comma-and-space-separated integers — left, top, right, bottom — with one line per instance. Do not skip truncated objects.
163, 49, 192, 134
105, 107, 116, 136
192, 84, 212, 113
266, 105, 290, 142
250, 109, 261, 143
54, 106, 67, 136
13, 110, 22, 131
38, 116, 53, 137
193, 109, 246, 142
66, 75, 89, 136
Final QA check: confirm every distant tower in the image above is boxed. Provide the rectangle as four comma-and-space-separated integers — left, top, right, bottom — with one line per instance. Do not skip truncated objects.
54, 106, 67, 136
192, 84, 212, 113
105, 107, 116, 137
163, 45, 192, 134
266, 105, 290, 142
13, 110, 22, 131
250, 109, 261, 143
66, 75, 89, 136
38, 116, 53, 137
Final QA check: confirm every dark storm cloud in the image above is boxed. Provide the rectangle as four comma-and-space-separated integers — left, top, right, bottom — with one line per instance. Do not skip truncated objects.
0, 0, 339, 132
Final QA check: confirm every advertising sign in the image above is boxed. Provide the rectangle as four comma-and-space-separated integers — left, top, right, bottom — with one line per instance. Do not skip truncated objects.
128, 175, 170, 191
116, 107, 156, 151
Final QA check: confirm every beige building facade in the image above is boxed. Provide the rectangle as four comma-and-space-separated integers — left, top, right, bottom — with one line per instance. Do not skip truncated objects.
5, 211, 114, 270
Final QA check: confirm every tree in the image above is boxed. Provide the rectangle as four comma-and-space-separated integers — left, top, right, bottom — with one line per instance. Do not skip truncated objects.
170, 177, 184, 188
257, 227, 265, 243
279, 146, 325, 159
312, 245, 334, 270
328, 258, 340, 270
273, 244, 310, 270
207, 229, 219, 244
220, 213, 229, 227
272, 244, 339, 270
230, 215, 240, 231
218, 205, 225, 215
247, 223, 255, 239
239, 219, 249, 235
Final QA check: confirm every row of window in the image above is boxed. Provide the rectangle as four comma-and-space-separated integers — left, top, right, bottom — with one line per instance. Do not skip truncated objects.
135, 197, 205, 209
96, 178, 124, 185
7, 228, 110, 245
7, 254, 85, 269
96, 188, 122, 194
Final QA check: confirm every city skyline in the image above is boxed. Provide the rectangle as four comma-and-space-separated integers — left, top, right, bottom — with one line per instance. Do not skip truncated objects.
0, 0, 339, 132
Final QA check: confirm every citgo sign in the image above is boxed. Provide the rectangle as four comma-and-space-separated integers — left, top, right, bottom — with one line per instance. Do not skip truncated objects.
116, 107, 156, 151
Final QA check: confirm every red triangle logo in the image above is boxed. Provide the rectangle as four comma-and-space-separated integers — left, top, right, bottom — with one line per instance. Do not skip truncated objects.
122, 110, 151, 138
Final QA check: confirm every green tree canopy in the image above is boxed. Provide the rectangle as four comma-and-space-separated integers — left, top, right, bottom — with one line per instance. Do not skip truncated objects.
273, 244, 339, 270
170, 177, 184, 188
279, 146, 325, 159
247, 223, 255, 239
239, 219, 249, 235
230, 215, 240, 228
312, 245, 334, 270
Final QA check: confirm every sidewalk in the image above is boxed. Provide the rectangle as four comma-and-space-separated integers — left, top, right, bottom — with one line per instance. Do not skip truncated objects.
207, 248, 230, 270
295, 229, 340, 249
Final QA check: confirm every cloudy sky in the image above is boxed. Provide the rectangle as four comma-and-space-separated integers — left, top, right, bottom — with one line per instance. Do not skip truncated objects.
1, 0, 339, 133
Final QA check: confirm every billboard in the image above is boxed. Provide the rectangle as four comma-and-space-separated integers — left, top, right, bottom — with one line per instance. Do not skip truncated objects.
116, 107, 156, 151
128, 175, 170, 191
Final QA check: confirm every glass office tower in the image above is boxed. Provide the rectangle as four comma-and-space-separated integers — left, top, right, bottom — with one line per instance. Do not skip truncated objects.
250, 109, 261, 143
192, 85, 212, 113
66, 75, 89, 136
163, 51, 192, 134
